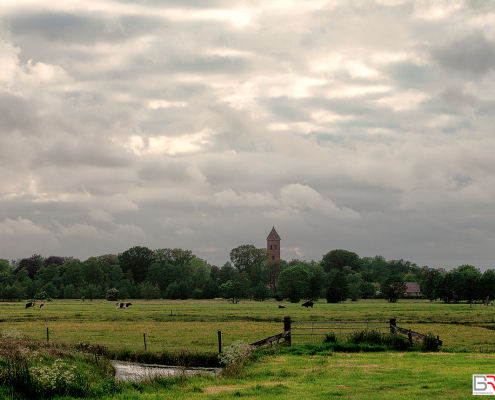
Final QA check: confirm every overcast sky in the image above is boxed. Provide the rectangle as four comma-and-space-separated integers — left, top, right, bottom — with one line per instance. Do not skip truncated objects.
1, 0, 495, 270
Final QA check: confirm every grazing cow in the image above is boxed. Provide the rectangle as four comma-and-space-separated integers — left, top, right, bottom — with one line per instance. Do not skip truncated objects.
116, 302, 132, 310
39, 301, 45, 309
302, 301, 314, 309
25, 302, 35, 309
278, 305, 286, 309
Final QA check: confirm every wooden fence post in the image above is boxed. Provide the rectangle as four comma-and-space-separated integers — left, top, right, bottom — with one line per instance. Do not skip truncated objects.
46, 327, 49, 344
218, 331, 222, 353
143, 333, 147, 350
284, 316, 291, 347
389, 318, 396, 334
408, 329, 413, 345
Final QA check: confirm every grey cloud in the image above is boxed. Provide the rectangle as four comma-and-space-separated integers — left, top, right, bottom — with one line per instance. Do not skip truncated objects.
433, 33, 495, 75
32, 139, 131, 169
440, 84, 480, 109
7, 12, 167, 45
0, 94, 39, 133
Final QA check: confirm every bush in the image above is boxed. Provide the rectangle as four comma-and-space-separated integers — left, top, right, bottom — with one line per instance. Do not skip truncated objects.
106, 288, 120, 301
348, 330, 384, 346
421, 333, 440, 352
218, 340, 254, 366
323, 333, 338, 343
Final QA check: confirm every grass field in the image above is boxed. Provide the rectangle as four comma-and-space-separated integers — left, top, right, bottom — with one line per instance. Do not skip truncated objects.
2, 298, 495, 399
2, 298, 495, 352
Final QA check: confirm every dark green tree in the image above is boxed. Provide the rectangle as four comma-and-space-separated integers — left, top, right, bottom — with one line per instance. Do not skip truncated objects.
326, 270, 349, 303
320, 250, 361, 273
382, 275, 407, 303
277, 265, 310, 303
481, 270, 495, 302
119, 246, 154, 283
252, 282, 270, 301
230, 245, 268, 287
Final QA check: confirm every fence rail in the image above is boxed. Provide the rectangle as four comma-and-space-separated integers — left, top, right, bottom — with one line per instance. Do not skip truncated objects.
292, 320, 390, 336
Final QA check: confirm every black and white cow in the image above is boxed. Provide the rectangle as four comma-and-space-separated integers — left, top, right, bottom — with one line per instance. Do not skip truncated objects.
302, 301, 314, 309
25, 302, 35, 309
39, 301, 45, 309
116, 302, 132, 310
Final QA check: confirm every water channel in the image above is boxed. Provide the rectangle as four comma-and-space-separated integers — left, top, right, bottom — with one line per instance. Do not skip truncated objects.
112, 361, 221, 382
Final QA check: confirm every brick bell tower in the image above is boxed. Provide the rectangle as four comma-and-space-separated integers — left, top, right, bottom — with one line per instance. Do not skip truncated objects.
267, 226, 281, 261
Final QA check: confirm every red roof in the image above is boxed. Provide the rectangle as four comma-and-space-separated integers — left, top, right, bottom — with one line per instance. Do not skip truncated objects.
267, 226, 280, 240
405, 282, 420, 293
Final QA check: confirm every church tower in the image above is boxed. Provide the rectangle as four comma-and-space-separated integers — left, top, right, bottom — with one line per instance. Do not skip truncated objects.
267, 226, 281, 261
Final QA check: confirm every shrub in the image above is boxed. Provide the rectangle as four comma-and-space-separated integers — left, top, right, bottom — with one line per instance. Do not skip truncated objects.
106, 288, 120, 301
218, 340, 254, 366
2, 328, 24, 341
348, 330, 383, 345
323, 333, 338, 343
421, 333, 440, 352
30, 359, 79, 395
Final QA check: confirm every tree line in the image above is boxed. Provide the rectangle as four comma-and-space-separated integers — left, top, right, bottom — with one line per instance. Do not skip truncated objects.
0, 246, 493, 304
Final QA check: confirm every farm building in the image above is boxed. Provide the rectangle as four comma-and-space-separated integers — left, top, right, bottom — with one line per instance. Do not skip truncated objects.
404, 282, 421, 296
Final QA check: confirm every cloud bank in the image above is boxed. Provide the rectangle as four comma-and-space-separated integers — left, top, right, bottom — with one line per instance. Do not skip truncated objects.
1, 0, 495, 269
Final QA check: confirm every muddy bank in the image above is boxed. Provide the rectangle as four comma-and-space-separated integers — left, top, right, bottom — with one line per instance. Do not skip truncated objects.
112, 361, 221, 382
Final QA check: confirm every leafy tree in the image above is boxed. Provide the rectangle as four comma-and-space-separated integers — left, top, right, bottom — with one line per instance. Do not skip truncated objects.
266, 259, 283, 290
320, 250, 361, 273
34, 291, 48, 300
326, 271, 349, 303
119, 246, 154, 283
210, 265, 220, 281
109, 265, 124, 287
359, 281, 376, 299
2, 284, 23, 301
81, 284, 100, 301
202, 277, 220, 299
230, 245, 268, 287
154, 248, 195, 268
14, 254, 44, 279
419, 266, 443, 301
81, 257, 105, 285
164, 282, 181, 299
140, 282, 160, 300
63, 284, 78, 299
60, 259, 83, 287
45, 256, 65, 267
252, 282, 270, 301
42, 282, 59, 299
219, 262, 236, 284
481, 270, 495, 301
454, 265, 482, 303
277, 265, 310, 303
382, 275, 407, 303
0, 259, 10, 273
222, 272, 252, 303
192, 289, 203, 299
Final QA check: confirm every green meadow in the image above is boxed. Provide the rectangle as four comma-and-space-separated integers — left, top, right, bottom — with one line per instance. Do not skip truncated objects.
2, 298, 495, 399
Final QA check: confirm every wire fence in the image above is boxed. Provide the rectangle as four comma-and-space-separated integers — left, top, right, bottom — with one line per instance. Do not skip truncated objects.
291, 320, 390, 345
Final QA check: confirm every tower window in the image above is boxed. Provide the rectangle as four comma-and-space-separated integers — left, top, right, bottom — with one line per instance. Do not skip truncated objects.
270, 245, 272, 250
272, 256, 275, 260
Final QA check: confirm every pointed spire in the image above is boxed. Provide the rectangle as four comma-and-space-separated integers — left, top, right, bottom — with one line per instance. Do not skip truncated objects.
267, 226, 280, 240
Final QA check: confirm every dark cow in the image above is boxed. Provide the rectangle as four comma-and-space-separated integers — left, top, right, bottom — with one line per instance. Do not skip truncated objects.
25, 302, 35, 309
278, 305, 286, 309
302, 301, 314, 309
116, 302, 132, 310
